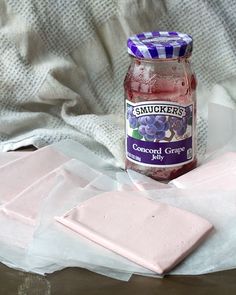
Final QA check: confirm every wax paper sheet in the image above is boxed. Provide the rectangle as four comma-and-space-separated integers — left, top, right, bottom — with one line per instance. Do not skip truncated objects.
0, 136, 236, 281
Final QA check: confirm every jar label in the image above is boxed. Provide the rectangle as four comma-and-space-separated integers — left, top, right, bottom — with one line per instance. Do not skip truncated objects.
126, 100, 194, 167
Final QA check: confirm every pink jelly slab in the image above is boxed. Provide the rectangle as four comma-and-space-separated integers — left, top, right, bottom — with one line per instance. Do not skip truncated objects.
171, 152, 236, 190
2, 170, 58, 225
2, 159, 101, 225
0, 146, 69, 204
56, 191, 213, 274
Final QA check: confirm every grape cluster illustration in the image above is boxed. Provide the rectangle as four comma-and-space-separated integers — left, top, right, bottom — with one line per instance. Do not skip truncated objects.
127, 105, 192, 142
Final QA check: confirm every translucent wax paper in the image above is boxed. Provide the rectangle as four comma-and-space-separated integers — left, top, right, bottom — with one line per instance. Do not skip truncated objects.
1, 139, 236, 281
53, 140, 122, 178
116, 169, 169, 192
0, 151, 30, 167
207, 103, 236, 156
127, 169, 170, 191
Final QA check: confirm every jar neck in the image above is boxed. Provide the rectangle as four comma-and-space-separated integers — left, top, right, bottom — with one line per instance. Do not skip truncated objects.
131, 56, 191, 65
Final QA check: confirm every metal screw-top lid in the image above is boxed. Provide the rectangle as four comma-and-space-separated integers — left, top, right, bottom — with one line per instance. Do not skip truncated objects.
127, 31, 193, 59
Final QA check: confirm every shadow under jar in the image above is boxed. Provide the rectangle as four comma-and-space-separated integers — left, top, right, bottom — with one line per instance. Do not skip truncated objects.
124, 31, 197, 181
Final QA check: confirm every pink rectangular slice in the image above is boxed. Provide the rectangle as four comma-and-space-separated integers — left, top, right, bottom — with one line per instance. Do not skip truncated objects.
2, 159, 101, 225
56, 191, 213, 274
2, 170, 58, 225
0, 146, 69, 204
171, 152, 236, 190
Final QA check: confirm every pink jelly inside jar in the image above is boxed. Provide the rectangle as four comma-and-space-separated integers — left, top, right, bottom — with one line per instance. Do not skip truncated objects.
124, 34, 197, 181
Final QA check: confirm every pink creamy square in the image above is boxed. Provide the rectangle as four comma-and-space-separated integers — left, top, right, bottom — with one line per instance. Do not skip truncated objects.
0, 146, 69, 204
171, 152, 236, 190
2, 159, 101, 225
56, 191, 213, 274
2, 171, 58, 225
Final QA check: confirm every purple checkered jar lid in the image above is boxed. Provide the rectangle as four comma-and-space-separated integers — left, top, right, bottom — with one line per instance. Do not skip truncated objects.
127, 31, 193, 59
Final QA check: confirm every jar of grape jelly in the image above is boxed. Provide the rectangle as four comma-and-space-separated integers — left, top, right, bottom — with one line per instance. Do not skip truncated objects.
124, 31, 197, 181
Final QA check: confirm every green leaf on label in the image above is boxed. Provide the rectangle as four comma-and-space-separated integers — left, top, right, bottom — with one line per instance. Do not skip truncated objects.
132, 129, 143, 140
188, 116, 193, 125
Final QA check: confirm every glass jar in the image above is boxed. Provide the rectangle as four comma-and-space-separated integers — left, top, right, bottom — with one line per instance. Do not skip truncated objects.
124, 31, 197, 181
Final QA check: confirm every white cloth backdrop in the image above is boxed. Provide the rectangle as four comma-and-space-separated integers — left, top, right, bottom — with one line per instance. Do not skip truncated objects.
1, 0, 236, 167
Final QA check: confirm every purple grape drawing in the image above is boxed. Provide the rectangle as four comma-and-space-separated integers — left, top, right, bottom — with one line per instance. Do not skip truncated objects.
145, 125, 157, 136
